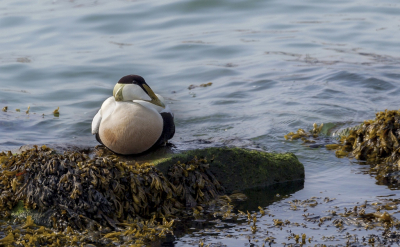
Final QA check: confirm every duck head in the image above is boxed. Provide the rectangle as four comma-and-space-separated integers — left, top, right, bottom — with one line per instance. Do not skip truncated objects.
113, 75, 165, 108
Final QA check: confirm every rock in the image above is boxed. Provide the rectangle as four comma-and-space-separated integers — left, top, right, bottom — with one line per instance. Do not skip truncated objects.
4, 145, 304, 245
10, 144, 304, 194
154, 147, 304, 193
331, 123, 363, 139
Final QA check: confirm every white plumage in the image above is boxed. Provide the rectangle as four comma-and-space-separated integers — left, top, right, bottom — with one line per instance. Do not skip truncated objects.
92, 75, 175, 155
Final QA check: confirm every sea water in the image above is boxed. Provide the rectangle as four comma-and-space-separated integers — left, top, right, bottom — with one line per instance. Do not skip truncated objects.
1, 0, 400, 245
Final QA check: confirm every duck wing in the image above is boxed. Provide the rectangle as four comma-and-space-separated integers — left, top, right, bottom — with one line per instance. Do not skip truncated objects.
92, 96, 116, 145
161, 111, 175, 140
153, 110, 175, 147
92, 108, 102, 135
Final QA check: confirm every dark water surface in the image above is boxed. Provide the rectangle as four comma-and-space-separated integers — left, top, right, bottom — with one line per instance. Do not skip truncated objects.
1, 0, 400, 245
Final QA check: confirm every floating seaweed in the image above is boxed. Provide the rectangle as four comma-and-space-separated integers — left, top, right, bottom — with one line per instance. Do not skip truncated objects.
53, 107, 60, 117
188, 82, 213, 90
0, 145, 226, 246
0, 106, 60, 116
192, 194, 400, 246
284, 123, 323, 142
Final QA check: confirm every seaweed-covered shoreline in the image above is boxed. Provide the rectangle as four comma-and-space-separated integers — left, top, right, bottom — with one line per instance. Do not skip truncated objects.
286, 109, 400, 188
0, 145, 225, 246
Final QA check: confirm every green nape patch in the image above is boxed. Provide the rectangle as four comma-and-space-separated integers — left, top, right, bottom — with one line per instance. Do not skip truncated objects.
286, 109, 400, 187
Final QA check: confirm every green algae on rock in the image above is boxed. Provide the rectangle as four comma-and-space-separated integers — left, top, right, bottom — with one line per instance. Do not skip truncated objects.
154, 147, 305, 193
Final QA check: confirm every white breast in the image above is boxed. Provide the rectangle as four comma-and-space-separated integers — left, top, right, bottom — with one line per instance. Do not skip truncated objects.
97, 99, 163, 155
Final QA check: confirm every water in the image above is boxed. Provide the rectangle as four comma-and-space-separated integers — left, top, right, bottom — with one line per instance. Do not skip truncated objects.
1, 0, 400, 245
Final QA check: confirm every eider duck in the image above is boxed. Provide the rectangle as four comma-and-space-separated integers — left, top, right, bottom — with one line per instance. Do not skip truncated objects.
91, 75, 175, 155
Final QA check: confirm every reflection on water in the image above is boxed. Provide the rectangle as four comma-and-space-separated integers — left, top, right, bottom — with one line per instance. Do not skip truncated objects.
172, 157, 400, 246
1, 0, 400, 245
161, 180, 304, 246
236, 180, 305, 213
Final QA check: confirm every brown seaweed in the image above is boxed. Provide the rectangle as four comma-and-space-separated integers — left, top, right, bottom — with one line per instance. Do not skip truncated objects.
285, 109, 400, 187
0, 145, 226, 246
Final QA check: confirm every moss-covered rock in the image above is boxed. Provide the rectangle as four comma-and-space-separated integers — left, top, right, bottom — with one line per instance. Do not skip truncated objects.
154, 147, 304, 193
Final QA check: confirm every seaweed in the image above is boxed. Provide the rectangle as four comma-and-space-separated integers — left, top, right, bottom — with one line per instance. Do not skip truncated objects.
0, 145, 226, 246
286, 109, 400, 187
